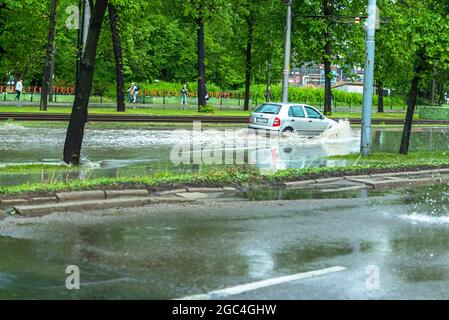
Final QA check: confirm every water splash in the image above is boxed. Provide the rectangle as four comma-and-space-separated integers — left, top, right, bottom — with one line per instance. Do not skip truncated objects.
400, 213, 449, 225
0, 122, 28, 131
318, 120, 354, 143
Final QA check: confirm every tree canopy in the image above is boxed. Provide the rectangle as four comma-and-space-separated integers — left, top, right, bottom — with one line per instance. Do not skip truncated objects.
0, 0, 448, 103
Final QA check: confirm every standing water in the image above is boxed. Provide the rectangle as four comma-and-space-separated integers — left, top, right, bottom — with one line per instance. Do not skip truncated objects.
1, 122, 449, 187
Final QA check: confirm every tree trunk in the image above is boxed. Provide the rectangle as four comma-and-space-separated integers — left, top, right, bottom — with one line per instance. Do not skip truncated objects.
0, 3, 6, 55
265, 30, 273, 103
265, 61, 271, 102
108, 4, 125, 112
377, 81, 384, 113
243, 13, 254, 111
431, 78, 436, 106
399, 50, 425, 155
323, 39, 332, 115
323, 0, 332, 115
197, 13, 207, 111
438, 82, 445, 106
40, 0, 58, 111
63, 0, 108, 165
49, 43, 56, 102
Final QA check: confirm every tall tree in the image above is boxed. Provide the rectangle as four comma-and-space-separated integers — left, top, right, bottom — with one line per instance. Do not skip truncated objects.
243, 6, 254, 111
183, 0, 228, 111
322, 0, 332, 115
399, 0, 449, 154
197, 7, 207, 111
40, 0, 58, 111
63, 0, 108, 165
293, 0, 364, 114
400, 49, 426, 155
108, 3, 125, 112
373, 0, 412, 113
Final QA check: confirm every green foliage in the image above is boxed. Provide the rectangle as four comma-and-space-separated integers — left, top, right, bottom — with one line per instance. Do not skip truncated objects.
0, 164, 73, 174
198, 104, 214, 113
0, 0, 447, 108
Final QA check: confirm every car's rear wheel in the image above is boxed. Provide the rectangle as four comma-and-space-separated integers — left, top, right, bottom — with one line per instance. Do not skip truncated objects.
282, 127, 294, 134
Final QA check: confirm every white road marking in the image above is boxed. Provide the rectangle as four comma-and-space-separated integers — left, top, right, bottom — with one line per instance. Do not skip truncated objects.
176, 266, 346, 300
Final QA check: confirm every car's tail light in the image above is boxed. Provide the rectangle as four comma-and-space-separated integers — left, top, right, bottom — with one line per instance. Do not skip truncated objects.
273, 117, 281, 127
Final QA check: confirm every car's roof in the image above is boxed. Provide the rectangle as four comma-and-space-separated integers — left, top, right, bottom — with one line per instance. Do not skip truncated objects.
261, 103, 313, 107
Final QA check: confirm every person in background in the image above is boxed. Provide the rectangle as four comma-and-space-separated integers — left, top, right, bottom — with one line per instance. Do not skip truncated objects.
15, 78, 23, 101
127, 82, 139, 103
205, 84, 209, 104
181, 83, 188, 109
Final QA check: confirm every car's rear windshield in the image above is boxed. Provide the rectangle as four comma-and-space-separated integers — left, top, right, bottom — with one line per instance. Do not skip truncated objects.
254, 104, 282, 115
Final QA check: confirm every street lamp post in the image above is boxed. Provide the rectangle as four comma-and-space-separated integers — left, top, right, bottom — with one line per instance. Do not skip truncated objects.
361, 0, 377, 156
282, 0, 292, 103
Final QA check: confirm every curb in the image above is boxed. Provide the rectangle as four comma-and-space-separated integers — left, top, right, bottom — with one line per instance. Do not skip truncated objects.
105, 189, 149, 199
14, 197, 152, 217
56, 190, 106, 202
282, 168, 449, 191
1, 169, 449, 218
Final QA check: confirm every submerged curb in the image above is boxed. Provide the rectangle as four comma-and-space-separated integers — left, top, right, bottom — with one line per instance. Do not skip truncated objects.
282, 168, 449, 191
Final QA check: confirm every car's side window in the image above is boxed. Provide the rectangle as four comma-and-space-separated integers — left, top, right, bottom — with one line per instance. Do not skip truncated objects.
291, 106, 305, 118
288, 107, 293, 117
305, 107, 322, 119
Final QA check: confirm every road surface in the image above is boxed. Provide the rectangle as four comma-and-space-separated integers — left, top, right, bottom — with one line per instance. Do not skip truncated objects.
1, 185, 449, 299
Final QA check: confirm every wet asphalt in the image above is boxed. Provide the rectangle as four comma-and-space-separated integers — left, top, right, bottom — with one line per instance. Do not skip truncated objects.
1, 185, 449, 300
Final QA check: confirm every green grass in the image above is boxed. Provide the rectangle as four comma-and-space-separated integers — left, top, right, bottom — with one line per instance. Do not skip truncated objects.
328, 151, 449, 166
332, 112, 414, 120
2, 151, 449, 195
0, 164, 73, 174
0, 105, 415, 120
3, 120, 247, 130
0, 106, 251, 117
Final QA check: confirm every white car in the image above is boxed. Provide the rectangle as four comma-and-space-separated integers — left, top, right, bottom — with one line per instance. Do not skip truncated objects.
249, 103, 337, 135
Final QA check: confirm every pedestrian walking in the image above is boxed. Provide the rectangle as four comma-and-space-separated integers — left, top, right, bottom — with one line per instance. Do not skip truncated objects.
181, 83, 188, 109
205, 85, 209, 104
15, 78, 23, 101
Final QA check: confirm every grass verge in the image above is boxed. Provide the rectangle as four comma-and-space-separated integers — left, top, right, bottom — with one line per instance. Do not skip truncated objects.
0, 164, 73, 174
0, 105, 415, 120
1, 151, 449, 196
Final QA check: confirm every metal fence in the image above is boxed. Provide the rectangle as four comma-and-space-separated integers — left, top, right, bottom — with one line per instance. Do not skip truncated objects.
0, 85, 413, 112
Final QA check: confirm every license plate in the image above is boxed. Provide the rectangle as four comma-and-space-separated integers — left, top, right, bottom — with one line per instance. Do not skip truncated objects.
256, 118, 268, 124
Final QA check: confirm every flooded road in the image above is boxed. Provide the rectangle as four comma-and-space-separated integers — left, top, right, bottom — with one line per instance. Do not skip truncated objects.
1, 184, 449, 299
1, 122, 449, 187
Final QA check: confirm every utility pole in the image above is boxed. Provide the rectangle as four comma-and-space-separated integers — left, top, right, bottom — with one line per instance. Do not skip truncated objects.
360, 0, 377, 156
281, 0, 292, 103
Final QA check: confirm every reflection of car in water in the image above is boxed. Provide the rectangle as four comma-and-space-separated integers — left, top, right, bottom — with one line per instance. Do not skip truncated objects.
249, 103, 337, 136
251, 146, 328, 171
250, 142, 357, 172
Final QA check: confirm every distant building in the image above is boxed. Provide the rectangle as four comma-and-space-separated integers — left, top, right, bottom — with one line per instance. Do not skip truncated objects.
333, 81, 365, 94
289, 63, 358, 87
